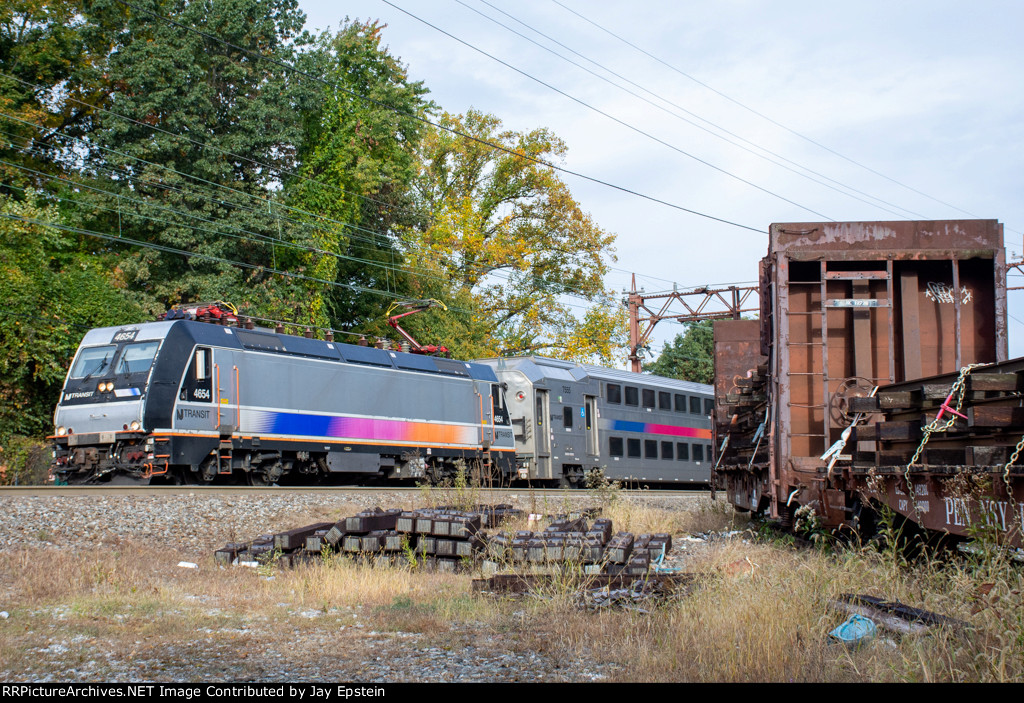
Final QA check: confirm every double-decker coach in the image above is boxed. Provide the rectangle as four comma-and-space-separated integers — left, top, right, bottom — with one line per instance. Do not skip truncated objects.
474, 356, 714, 486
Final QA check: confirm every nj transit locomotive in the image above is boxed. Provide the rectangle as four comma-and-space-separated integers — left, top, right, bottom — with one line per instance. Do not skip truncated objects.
51, 319, 713, 486
51, 319, 515, 485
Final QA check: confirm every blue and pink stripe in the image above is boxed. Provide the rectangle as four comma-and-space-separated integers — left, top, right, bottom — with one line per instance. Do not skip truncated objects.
243, 409, 480, 446
602, 419, 712, 440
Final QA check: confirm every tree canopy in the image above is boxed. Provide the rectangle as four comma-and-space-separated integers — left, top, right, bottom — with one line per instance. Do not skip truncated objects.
643, 320, 714, 384
0, 6, 629, 458
287, 21, 432, 333
403, 109, 626, 364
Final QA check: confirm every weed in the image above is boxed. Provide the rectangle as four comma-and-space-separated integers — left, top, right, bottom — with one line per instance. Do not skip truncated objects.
401, 535, 419, 570
585, 468, 622, 508
256, 548, 283, 577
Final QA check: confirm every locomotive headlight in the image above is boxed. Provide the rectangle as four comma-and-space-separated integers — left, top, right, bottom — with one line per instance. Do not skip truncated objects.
56, 426, 67, 436
129, 420, 142, 431
98, 381, 112, 393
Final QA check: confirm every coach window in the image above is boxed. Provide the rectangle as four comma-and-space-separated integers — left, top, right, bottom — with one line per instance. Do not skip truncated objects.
606, 383, 621, 404
661, 441, 674, 460
677, 442, 689, 461
704, 399, 714, 416
625, 386, 639, 406
693, 443, 704, 462
659, 391, 671, 410
645, 439, 657, 458
563, 406, 573, 429
642, 389, 655, 408
690, 396, 702, 414
627, 438, 641, 458
674, 394, 686, 412
609, 437, 624, 457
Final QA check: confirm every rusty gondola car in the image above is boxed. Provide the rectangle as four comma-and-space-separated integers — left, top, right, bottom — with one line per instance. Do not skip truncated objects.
713, 219, 1024, 545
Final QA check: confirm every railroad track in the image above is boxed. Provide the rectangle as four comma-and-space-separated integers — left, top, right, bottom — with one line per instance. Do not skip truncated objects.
0, 485, 710, 498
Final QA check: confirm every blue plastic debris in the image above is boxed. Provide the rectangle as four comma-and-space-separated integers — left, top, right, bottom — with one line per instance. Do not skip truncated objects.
829, 613, 877, 646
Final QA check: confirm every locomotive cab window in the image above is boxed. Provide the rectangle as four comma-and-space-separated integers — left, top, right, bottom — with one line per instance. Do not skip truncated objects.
195, 347, 209, 380
116, 341, 160, 375
492, 385, 510, 425
180, 347, 213, 403
70, 345, 116, 379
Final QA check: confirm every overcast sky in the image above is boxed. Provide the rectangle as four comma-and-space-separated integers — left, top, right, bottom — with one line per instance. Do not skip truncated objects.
299, 0, 1024, 361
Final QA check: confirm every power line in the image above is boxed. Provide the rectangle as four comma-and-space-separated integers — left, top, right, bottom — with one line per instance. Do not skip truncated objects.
109, 0, 766, 234
1, 123, 615, 313
462, 0, 930, 222
549, 0, 987, 221
0, 210, 442, 309
381, 0, 835, 221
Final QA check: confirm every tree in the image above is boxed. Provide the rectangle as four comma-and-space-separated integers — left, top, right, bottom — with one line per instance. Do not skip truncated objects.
287, 20, 433, 332
76, 0, 313, 317
405, 109, 626, 364
0, 191, 147, 442
0, 0, 117, 193
643, 320, 714, 383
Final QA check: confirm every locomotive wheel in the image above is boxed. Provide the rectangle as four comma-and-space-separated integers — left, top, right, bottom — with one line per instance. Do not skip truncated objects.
246, 471, 269, 486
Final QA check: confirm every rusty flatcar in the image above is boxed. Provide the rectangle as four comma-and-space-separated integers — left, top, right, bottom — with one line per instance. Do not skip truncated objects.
713, 220, 1024, 545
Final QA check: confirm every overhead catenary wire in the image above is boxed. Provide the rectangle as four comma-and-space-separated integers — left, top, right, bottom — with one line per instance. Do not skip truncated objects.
549, 0, 990, 223
0, 79, 623, 309
380, 0, 835, 221
108, 0, 766, 234
0, 210, 469, 311
457, 0, 929, 222
0, 124, 614, 314
4, 112, 749, 309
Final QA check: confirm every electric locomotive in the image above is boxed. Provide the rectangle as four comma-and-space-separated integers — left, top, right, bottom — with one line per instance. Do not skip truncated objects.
51, 315, 515, 485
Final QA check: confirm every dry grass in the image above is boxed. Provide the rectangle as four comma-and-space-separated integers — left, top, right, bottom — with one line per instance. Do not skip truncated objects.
527, 536, 1024, 682
1, 492, 1022, 682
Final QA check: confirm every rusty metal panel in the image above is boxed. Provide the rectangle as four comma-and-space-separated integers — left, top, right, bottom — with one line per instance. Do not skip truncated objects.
764, 220, 1005, 522
769, 220, 1004, 256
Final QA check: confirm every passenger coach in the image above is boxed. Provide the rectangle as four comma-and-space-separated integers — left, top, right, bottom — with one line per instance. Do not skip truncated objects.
474, 357, 714, 486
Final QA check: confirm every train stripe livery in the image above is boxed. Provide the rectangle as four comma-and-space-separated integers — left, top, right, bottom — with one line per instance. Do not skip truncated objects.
51, 319, 713, 486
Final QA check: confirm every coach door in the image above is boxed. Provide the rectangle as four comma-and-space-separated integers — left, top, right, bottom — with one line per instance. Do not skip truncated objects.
584, 395, 598, 458
535, 389, 552, 479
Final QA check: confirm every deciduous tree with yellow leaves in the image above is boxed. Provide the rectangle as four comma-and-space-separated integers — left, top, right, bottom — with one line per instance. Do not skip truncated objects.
402, 109, 626, 364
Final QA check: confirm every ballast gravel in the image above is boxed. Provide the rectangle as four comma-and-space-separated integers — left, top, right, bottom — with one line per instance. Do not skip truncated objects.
0, 490, 712, 683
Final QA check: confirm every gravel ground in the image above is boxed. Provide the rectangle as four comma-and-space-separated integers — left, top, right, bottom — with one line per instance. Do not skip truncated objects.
0, 491, 716, 683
